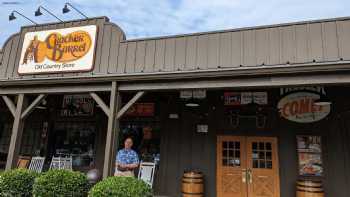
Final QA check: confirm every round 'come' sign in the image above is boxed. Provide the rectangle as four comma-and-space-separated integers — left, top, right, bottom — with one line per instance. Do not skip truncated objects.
277, 92, 330, 123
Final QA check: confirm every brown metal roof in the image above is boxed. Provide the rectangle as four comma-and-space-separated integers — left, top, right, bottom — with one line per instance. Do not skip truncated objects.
1, 16, 350, 84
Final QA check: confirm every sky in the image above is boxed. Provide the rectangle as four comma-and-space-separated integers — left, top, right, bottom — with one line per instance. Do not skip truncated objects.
0, 0, 349, 48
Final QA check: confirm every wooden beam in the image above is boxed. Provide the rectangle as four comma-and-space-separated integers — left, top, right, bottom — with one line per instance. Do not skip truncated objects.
5, 94, 26, 170
0, 83, 111, 95
103, 81, 121, 178
90, 93, 110, 116
21, 94, 46, 119
116, 91, 145, 119
2, 96, 16, 117
118, 73, 350, 91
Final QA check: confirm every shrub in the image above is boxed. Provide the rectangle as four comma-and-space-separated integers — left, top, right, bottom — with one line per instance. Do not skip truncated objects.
89, 176, 153, 197
33, 169, 89, 197
0, 168, 38, 197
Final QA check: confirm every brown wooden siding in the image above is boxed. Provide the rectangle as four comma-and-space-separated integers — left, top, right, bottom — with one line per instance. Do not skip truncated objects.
156, 87, 350, 197
1, 17, 350, 82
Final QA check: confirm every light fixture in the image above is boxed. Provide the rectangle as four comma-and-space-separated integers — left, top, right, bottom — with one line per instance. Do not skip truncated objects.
9, 12, 16, 20
62, 4, 70, 14
185, 102, 200, 107
314, 95, 332, 106
34, 6, 63, 22
62, 3, 88, 19
34, 8, 42, 16
9, 11, 38, 24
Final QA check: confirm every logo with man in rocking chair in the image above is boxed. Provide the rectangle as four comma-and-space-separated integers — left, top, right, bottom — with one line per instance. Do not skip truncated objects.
21, 30, 92, 65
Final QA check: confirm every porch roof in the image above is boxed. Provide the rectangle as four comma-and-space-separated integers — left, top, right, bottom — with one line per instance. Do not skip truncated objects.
1, 16, 350, 86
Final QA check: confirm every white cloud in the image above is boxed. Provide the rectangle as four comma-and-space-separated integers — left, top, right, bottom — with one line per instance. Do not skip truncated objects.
0, 0, 349, 47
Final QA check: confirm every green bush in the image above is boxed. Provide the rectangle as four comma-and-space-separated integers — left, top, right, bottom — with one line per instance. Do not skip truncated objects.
0, 168, 38, 197
89, 176, 153, 197
33, 169, 89, 197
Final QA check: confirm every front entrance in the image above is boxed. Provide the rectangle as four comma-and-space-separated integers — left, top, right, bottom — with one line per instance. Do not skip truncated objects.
217, 136, 280, 197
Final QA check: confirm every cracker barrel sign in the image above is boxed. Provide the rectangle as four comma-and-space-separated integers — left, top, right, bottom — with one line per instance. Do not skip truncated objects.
18, 25, 97, 74
277, 91, 330, 123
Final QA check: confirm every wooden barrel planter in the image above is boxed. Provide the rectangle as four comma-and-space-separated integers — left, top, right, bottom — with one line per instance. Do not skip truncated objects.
182, 171, 204, 197
296, 179, 324, 197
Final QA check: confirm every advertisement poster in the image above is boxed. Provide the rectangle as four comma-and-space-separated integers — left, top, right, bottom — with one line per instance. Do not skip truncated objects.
298, 153, 323, 176
297, 136, 323, 176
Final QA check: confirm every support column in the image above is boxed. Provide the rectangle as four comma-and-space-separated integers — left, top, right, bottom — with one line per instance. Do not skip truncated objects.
2, 94, 46, 170
5, 94, 26, 170
102, 81, 121, 178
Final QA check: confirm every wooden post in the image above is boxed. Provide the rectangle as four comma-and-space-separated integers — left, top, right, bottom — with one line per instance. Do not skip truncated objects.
5, 94, 26, 170
103, 81, 121, 178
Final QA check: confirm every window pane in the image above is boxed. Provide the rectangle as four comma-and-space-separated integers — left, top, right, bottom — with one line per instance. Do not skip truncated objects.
266, 161, 272, 169
259, 142, 265, 150
223, 159, 228, 166
229, 150, 234, 157
223, 150, 228, 157
252, 142, 257, 150
259, 151, 265, 159
253, 160, 259, 168
223, 141, 227, 149
235, 150, 240, 158
229, 142, 234, 149
266, 142, 272, 150
266, 151, 272, 160
235, 142, 240, 149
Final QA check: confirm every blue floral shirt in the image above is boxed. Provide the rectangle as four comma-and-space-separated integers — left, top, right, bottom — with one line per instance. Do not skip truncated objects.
116, 148, 139, 165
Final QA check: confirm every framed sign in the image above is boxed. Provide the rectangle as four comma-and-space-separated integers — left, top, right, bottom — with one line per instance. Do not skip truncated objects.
297, 136, 323, 176
18, 25, 97, 74
224, 92, 241, 106
277, 92, 330, 123
224, 92, 268, 106
60, 95, 95, 117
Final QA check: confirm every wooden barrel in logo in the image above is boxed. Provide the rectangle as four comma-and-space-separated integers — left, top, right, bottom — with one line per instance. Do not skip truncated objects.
182, 171, 204, 197
296, 179, 324, 197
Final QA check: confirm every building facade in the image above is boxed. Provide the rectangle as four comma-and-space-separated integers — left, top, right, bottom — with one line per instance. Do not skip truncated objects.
0, 16, 350, 197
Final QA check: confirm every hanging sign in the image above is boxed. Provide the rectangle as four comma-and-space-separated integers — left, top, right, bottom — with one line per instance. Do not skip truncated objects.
277, 92, 330, 123
18, 25, 97, 74
224, 92, 268, 106
60, 94, 95, 117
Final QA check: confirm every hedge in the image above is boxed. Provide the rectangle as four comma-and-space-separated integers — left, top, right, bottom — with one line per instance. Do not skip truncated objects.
89, 176, 153, 197
0, 169, 38, 197
33, 169, 89, 197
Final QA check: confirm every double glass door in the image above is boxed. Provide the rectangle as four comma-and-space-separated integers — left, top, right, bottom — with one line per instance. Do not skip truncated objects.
217, 136, 280, 197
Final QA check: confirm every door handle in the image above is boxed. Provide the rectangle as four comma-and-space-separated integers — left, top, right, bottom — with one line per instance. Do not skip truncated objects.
247, 169, 253, 184
242, 169, 247, 183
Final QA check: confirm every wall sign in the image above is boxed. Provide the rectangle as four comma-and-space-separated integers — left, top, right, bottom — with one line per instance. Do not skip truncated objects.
60, 95, 95, 117
18, 25, 97, 74
277, 92, 330, 123
125, 103, 155, 117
